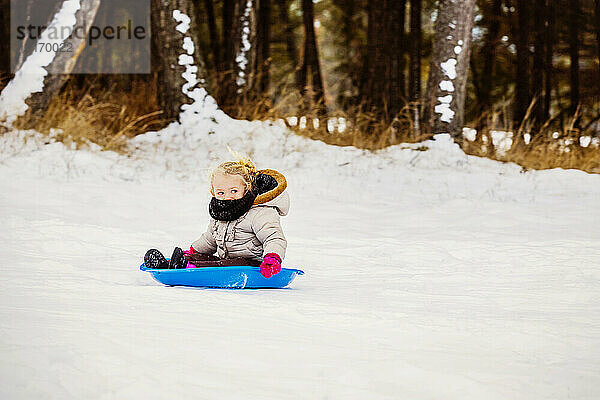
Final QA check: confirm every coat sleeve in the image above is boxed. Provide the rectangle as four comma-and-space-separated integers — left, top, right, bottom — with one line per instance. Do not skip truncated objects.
191, 220, 217, 255
251, 208, 287, 259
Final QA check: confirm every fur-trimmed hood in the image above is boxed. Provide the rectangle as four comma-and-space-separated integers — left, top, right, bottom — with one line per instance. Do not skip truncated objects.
193, 168, 289, 261
252, 169, 289, 216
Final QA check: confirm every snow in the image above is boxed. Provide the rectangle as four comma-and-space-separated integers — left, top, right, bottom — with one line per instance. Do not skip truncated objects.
1, 122, 599, 399
299, 115, 307, 129
173, 10, 191, 34
182, 37, 195, 55
435, 57, 460, 124
235, 0, 253, 90
337, 117, 347, 133
439, 80, 455, 92
287, 116, 298, 126
441, 58, 458, 80
178, 54, 194, 67
174, 10, 197, 98
171, 9, 216, 125
327, 118, 335, 133
490, 130, 514, 156
435, 95, 455, 123
462, 127, 477, 141
0, 0, 82, 125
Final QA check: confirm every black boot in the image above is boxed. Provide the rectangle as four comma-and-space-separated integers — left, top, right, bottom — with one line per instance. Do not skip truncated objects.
144, 249, 169, 269
169, 247, 187, 269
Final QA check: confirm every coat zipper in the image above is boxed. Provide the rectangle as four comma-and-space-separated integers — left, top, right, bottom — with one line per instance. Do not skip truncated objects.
223, 221, 230, 258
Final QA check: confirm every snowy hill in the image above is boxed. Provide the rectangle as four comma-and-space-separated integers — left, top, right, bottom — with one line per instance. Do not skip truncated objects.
1, 122, 599, 399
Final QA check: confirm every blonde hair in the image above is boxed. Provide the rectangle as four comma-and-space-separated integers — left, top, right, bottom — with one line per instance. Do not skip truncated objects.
210, 147, 258, 195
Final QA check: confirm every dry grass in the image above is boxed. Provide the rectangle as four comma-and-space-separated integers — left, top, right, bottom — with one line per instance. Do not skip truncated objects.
461, 105, 600, 173
7, 74, 599, 173
462, 129, 600, 173
228, 84, 433, 150
280, 104, 433, 150
13, 76, 166, 152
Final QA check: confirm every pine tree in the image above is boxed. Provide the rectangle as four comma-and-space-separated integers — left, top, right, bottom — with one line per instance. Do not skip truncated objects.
298, 0, 326, 115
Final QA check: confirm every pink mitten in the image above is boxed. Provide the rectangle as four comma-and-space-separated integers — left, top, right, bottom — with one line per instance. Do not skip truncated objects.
260, 253, 282, 278
182, 245, 197, 256
183, 246, 198, 268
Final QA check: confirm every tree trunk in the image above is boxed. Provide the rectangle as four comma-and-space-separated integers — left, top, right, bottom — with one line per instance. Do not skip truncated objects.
13, 0, 37, 74
256, 0, 271, 95
424, 0, 476, 137
0, 0, 11, 90
479, 0, 502, 113
220, 0, 236, 104
532, 0, 546, 125
217, 0, 258, 108
360, 0, 406, 123
595, 0, 600, 79
387, 0, 407, 120
222, 0, 234, 70
543, 0, 554, 121
202, 0, 221, 71
151, 0, 205, 121
25, 0, 102, 125
359, 0, 379, 113
332, 0, 358, 109
231, 0, 258, 98
276, 0, 299, 85
514, 0, 531, 124
568, 0, 580, 117
299, 0, 326, 115
408, 0, 422, 103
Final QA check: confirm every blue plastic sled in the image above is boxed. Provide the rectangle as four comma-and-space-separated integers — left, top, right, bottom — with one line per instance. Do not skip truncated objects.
140, 263, 304, 289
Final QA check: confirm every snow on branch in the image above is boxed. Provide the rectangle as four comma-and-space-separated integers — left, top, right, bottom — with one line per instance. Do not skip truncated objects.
172, 9, 218, 127
235, 0, 253, 92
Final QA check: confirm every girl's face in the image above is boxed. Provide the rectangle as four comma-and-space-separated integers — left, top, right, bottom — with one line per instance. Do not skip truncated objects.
212, 173, 247, 200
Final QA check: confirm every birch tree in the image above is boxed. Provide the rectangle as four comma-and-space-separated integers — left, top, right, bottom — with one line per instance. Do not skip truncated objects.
424, 0, 476, 137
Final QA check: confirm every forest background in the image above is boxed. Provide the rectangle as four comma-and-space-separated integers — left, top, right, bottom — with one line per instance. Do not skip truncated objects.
0, 0, 599, 172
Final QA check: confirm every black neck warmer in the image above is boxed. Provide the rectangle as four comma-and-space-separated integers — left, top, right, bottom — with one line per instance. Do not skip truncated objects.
209, 189, 257, 221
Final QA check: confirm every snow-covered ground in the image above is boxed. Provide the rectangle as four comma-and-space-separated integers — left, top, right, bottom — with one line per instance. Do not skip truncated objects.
1, 121, 599, 399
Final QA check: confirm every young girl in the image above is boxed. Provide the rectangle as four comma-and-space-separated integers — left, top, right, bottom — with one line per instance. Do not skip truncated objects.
144, 157, 289, 278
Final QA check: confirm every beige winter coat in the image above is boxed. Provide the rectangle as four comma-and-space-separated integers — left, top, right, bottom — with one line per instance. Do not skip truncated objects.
191, 170, 289, 262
